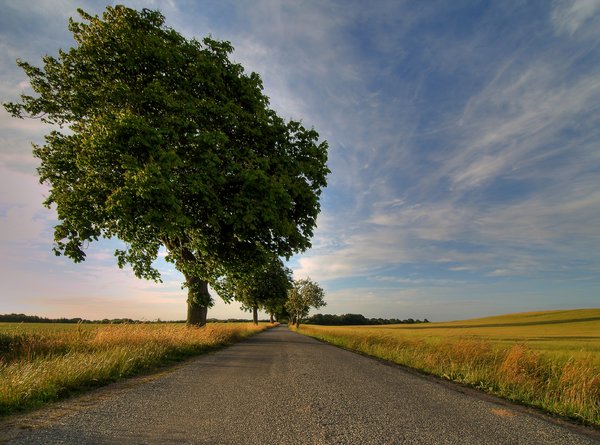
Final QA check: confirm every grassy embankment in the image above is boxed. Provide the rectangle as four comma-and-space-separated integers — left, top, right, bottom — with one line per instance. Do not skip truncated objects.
0, 322, 270, 416
295, 309, 600, 426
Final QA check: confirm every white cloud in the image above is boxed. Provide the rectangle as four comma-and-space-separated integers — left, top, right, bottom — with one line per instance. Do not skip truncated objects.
444, 62, 600, 192
552, 0, 600, 37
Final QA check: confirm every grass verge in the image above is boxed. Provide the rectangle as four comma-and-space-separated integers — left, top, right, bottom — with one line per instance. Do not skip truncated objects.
0, 322, 270, 416
294, 310, 600, 426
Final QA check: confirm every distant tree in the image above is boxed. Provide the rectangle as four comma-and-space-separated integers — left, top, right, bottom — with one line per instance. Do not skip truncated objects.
260, 262, 293, 323
304, 313, 430, 326
215, 256, 292, 325
285, 278, 326, 328
3, 6, 329, 326
308, 313, 327, 325
340, 313, 368, 325
264, 296, 290, 324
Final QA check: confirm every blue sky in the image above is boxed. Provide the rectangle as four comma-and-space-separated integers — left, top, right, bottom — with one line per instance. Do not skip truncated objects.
0, 0, 598, 321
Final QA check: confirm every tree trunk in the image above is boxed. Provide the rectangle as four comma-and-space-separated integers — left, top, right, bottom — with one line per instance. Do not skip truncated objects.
161, 240, 210, 327
188, 301, 208, 326
186, 277, 210, 327
252, 305, 258, 325
269, 311, 274, 324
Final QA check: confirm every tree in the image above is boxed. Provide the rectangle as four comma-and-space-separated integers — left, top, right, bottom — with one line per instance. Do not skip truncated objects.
3, 6, 329, 326
259, 262, 293, 324
262, 288, 290, 324
215, 256, 292, 325
285, 278, 326, 328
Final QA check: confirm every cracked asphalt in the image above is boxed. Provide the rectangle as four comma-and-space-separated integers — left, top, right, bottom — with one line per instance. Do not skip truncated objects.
1, 326, 598, 444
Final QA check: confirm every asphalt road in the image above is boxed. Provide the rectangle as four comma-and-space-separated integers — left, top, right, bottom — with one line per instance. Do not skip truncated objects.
1, 326, 598, 444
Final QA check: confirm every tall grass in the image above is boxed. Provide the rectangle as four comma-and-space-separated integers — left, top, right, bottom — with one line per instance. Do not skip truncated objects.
0, 323, 268, 415
296, 318, 600, 426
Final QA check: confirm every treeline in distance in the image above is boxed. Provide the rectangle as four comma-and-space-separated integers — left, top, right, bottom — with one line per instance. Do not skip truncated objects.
306, 313, 429, 326
0, 313, 269, 324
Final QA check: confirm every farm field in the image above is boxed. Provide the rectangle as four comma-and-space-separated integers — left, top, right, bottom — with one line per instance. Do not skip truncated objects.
0, 322, 101, 333
0, 322, 270, 415
361, 309, 599, 358
296, 309, 600, 426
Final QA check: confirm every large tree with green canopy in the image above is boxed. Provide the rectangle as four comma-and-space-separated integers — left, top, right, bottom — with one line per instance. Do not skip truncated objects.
3, 6, 329, 326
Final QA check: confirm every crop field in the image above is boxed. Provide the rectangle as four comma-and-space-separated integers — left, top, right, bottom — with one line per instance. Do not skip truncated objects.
296, 309, 600, 426
353, 309, 600, 359
0, 322, 269, 415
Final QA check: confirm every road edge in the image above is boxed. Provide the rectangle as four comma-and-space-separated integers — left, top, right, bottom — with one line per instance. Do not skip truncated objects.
290, 326, 600, 442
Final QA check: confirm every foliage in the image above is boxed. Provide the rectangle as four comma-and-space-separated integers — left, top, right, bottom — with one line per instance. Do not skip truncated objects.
262, 292, 291, 324
306, 313, 429, 325
3, 5, 329, 325
214, 256, 292, 324
0, 322, 269, 415
251, 259, 293, 323
285, 278, 326, 327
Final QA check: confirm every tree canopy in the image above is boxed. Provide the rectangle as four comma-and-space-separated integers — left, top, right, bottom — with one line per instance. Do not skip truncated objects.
3, 6, 329, 325
214, 255, 292, 324
285, 278, 326, 327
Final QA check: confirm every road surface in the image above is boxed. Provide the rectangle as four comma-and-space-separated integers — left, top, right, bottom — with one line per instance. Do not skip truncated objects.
1, 326, 598, 444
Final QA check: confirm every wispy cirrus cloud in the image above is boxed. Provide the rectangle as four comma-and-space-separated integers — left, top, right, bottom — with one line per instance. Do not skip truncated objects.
1, 0, 598, 321
290, 0, 600, 317
551, 0, 600, 37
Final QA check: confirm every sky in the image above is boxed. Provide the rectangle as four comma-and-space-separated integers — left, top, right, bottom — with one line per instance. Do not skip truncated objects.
0, 0, 599, 322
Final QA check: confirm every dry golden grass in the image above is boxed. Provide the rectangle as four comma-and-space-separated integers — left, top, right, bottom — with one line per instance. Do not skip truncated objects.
296, 309, 600, 425
0, 322, 269, 415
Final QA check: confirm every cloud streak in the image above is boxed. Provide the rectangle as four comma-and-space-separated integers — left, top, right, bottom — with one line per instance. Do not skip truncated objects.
288, 1, 600, 318
0, 0, 598, 321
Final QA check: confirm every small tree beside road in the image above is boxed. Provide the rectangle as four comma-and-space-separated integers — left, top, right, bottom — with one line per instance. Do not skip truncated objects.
286, 278, 326, 328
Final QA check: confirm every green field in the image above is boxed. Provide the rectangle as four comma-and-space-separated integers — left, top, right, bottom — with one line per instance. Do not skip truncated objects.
0, 322, 270, 416
296, 309, 600, 425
